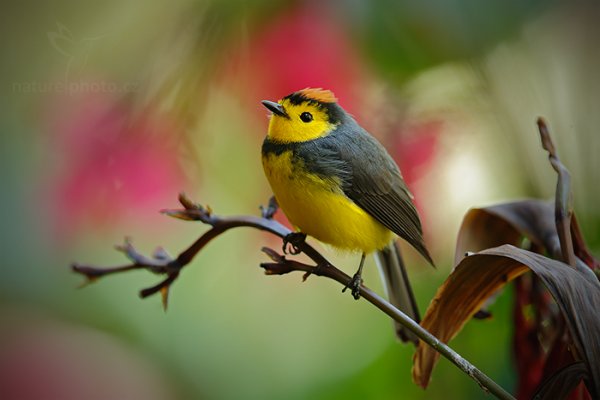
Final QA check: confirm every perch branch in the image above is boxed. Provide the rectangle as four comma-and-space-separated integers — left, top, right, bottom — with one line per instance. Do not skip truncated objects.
72, 193, 514, 400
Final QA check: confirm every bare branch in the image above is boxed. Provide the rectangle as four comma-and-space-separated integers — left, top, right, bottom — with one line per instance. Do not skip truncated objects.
72, 192, 514, 399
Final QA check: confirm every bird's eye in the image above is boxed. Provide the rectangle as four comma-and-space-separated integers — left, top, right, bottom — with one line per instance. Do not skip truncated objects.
300, 112, 313, 123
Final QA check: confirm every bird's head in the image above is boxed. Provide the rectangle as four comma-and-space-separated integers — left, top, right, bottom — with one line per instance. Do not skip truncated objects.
262, 88, 345, 143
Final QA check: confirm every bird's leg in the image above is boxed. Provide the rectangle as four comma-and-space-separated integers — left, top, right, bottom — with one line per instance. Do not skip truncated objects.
343, 253, 366, 300
282, 232, 306, 255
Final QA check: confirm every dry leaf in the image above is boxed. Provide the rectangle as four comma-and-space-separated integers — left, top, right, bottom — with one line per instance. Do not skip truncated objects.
533, 362, 590, 400
413, 245, 600, 398
454, 200, 557, 266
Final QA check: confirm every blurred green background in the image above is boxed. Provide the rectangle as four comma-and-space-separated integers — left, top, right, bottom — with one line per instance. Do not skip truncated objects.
2, 1, 599, 399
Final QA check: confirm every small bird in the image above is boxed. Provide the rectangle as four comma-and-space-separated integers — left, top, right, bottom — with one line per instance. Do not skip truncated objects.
261, 88, 433, 343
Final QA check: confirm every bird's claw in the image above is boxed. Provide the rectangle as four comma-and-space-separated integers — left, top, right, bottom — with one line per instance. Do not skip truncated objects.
342, 273, 363, 300
282, 232, 306, 255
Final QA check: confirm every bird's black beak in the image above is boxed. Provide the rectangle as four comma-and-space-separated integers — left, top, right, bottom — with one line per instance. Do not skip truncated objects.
262, 100, 288, 118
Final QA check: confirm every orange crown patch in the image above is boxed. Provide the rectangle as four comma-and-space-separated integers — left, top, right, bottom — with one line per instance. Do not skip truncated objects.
297, 88, 337, 103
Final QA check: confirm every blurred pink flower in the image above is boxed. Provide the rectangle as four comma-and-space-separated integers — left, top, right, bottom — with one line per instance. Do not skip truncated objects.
42, 90, 187, 240
221, 1, 367, 116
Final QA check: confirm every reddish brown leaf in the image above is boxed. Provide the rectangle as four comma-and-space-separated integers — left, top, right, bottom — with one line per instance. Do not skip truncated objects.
454, 200, 557, 266
413, 245, 600, 397
571, 215, 600, 271
533, 362, 590, 400
457, 201, 598, 279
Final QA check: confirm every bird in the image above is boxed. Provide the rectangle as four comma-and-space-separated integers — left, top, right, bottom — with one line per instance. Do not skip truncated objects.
261, 88, 433, 343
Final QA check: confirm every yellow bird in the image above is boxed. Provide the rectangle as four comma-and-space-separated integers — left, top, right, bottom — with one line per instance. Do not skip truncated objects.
261, 88, 433, 343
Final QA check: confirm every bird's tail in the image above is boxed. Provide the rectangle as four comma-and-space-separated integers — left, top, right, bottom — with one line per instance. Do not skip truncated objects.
374, 241, 420, 345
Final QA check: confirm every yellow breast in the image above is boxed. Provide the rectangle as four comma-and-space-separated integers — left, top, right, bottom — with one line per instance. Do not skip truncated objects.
262, 151, 392, 253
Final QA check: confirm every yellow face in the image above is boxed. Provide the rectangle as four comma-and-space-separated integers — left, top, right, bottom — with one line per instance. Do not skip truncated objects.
266, 99, 338, 143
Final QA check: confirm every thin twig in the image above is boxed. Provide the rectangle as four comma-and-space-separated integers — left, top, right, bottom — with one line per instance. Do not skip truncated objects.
72, 193, 515, 400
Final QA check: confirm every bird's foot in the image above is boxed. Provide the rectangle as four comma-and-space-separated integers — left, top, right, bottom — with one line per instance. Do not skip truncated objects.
342, 273, 363, 300
282, 232, 306, 255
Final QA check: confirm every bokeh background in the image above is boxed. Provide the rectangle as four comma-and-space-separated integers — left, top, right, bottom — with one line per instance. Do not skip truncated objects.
2, 0, 599, 399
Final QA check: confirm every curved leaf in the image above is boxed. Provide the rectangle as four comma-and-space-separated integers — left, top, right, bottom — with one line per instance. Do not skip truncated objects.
533, 362, 589, 400
456, 200, 597, 280
454, 200, 557, 266
413, 245, 600, 397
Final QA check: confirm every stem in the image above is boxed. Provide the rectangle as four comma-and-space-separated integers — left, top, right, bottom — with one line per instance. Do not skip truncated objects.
537, 118, 577, 269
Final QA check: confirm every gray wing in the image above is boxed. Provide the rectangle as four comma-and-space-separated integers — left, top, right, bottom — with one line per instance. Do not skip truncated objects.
335, 126, 433, 265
